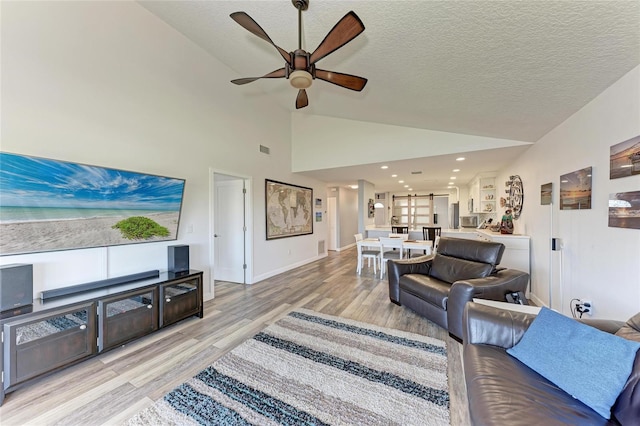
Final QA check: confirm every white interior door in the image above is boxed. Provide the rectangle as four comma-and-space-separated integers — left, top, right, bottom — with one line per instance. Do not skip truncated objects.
328, 196, 337, 251
214, 176, 245, 283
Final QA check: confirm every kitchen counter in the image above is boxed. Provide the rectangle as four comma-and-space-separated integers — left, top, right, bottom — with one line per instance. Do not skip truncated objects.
366, 226, 530, 275
441, 229, 530, 275
441, 228, 530, 238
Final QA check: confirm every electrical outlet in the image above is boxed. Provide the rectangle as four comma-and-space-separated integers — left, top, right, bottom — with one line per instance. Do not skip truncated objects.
576, 300, 592, 316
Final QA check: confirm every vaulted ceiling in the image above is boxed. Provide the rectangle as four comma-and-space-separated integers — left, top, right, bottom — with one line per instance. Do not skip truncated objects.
140, 0, 640, 190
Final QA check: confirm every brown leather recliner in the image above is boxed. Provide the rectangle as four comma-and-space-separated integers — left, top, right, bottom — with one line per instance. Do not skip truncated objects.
387, 237, 530, 339
463, 302, 640, 425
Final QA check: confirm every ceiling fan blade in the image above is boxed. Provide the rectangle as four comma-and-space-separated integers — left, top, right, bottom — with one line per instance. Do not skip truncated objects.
231, 68, 287, 85
309, 11, 365, 65
315, 69, 367, 91
296, 89, 309, 109
230, 12, 291, 63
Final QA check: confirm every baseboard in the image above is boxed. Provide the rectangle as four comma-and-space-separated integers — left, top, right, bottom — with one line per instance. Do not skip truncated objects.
335, 242, 356, 252
528, 292, 546, 308
250, 253, 328, 284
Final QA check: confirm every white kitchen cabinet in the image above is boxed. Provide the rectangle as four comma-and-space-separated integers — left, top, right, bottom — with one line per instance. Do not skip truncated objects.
468, 175, 496, 214
478, 178, 496, 213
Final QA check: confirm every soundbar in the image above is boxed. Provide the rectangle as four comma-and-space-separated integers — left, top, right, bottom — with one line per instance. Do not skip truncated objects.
41, 270, 160, 300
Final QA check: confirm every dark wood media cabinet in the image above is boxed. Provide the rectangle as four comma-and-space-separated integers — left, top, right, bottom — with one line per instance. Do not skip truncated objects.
0, 270, 203, 405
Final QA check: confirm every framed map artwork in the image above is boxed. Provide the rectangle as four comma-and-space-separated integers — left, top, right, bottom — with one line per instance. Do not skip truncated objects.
265, 179, 313, 240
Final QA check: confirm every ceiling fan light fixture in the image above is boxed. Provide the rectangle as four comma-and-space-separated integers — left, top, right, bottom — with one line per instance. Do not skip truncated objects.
290, 70, 313, 89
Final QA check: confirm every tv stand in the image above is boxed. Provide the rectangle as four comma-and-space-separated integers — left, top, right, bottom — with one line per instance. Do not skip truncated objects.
0, 270, 203, 406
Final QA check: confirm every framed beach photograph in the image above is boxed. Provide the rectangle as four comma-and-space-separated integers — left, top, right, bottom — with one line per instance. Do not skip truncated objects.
265, 179, 313, 240
609, 191, 640, 230
0, 152, 186, 256
610, 135, 640, 179
560, 167, 592, 210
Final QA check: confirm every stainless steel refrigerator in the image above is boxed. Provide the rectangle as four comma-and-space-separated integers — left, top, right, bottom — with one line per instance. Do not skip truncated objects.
450, 202, 460, 229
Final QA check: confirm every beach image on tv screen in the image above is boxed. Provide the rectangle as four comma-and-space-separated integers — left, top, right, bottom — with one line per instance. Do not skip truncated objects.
0, 152, 186, 255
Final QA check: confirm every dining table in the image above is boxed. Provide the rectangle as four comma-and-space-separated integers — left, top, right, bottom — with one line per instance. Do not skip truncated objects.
355, 238, 433, 274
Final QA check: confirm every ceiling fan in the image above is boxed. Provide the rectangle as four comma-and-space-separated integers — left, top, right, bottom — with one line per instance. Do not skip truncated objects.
230, 0, 368, 109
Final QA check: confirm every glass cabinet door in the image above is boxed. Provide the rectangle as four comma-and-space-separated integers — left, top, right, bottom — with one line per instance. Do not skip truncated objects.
98, 288, 158, 352
3, 302, 97, 387
160, 277, 201, 327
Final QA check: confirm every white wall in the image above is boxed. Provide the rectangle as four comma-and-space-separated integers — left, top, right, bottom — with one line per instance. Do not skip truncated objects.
291, 114, 530, 172
1, 2, 327, 298
357, 180, 376, 234
338, 187, 359, 250
497, 66, 640, 320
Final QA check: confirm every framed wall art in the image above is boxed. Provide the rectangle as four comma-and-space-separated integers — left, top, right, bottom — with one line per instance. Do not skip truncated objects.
265, 179, 313, 240
609, 191, 640, 230
368, 198, 375, 218
610, 135, 640, 179
541, 183, 552, 205
0, 152, 186, 256
560, 167, 592, 210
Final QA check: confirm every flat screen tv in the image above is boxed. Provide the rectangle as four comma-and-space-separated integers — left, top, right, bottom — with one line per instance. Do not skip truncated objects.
0, 152, 186, 256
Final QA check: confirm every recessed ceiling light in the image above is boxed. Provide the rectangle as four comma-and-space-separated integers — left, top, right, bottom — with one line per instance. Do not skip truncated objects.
449, 182, 454, 185
408, 188, 413, 191
450, 176, 456, 180
399, 180, 404, 183
381, 165, 388, 169
391, 174, 398, 177
404, 185, 409, 188
456, 157, 465, 161
350, 185, 358, 189
447, 186, 453, 189
621, 165, 632, 168
561, 180, 568, 183
452, 169, 460, 172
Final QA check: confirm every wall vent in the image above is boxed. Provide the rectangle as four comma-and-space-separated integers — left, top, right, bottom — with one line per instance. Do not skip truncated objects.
259, 145, 270, 154
411, 171, 423, 174
318, 240, 325, 255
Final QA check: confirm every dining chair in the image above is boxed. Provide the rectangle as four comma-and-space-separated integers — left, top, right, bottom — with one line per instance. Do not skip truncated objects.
391, 226, 409, 234
433, 235, 441, 253
388, 233, 409, 240
422, 227, 442, 248
354, 233, 380, 274
379, 237, 404, 279
387, 232, 408, 255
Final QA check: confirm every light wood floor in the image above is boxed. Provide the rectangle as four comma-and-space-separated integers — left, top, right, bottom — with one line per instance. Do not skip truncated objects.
0, 248, 470, 425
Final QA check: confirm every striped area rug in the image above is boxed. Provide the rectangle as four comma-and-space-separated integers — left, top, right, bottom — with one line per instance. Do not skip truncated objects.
127, 309, 449, 426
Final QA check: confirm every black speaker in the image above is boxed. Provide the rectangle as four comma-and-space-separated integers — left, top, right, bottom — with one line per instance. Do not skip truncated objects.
0, 264, 33, 312
168, 245, 189, 273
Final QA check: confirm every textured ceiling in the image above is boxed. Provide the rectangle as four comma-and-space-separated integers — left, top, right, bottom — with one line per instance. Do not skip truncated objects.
139, 0, 640, 190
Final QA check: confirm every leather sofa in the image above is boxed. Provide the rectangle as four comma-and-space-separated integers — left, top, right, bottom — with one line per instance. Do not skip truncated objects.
387, 237, 530, 339
463, 302, 640, 425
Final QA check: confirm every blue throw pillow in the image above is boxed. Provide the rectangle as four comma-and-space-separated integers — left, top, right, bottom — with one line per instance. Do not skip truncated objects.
507, 307, 640, 419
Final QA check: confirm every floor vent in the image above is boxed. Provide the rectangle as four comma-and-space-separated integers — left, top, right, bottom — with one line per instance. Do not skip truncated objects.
259, 145, 270, 154
318, 240, 325, 255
